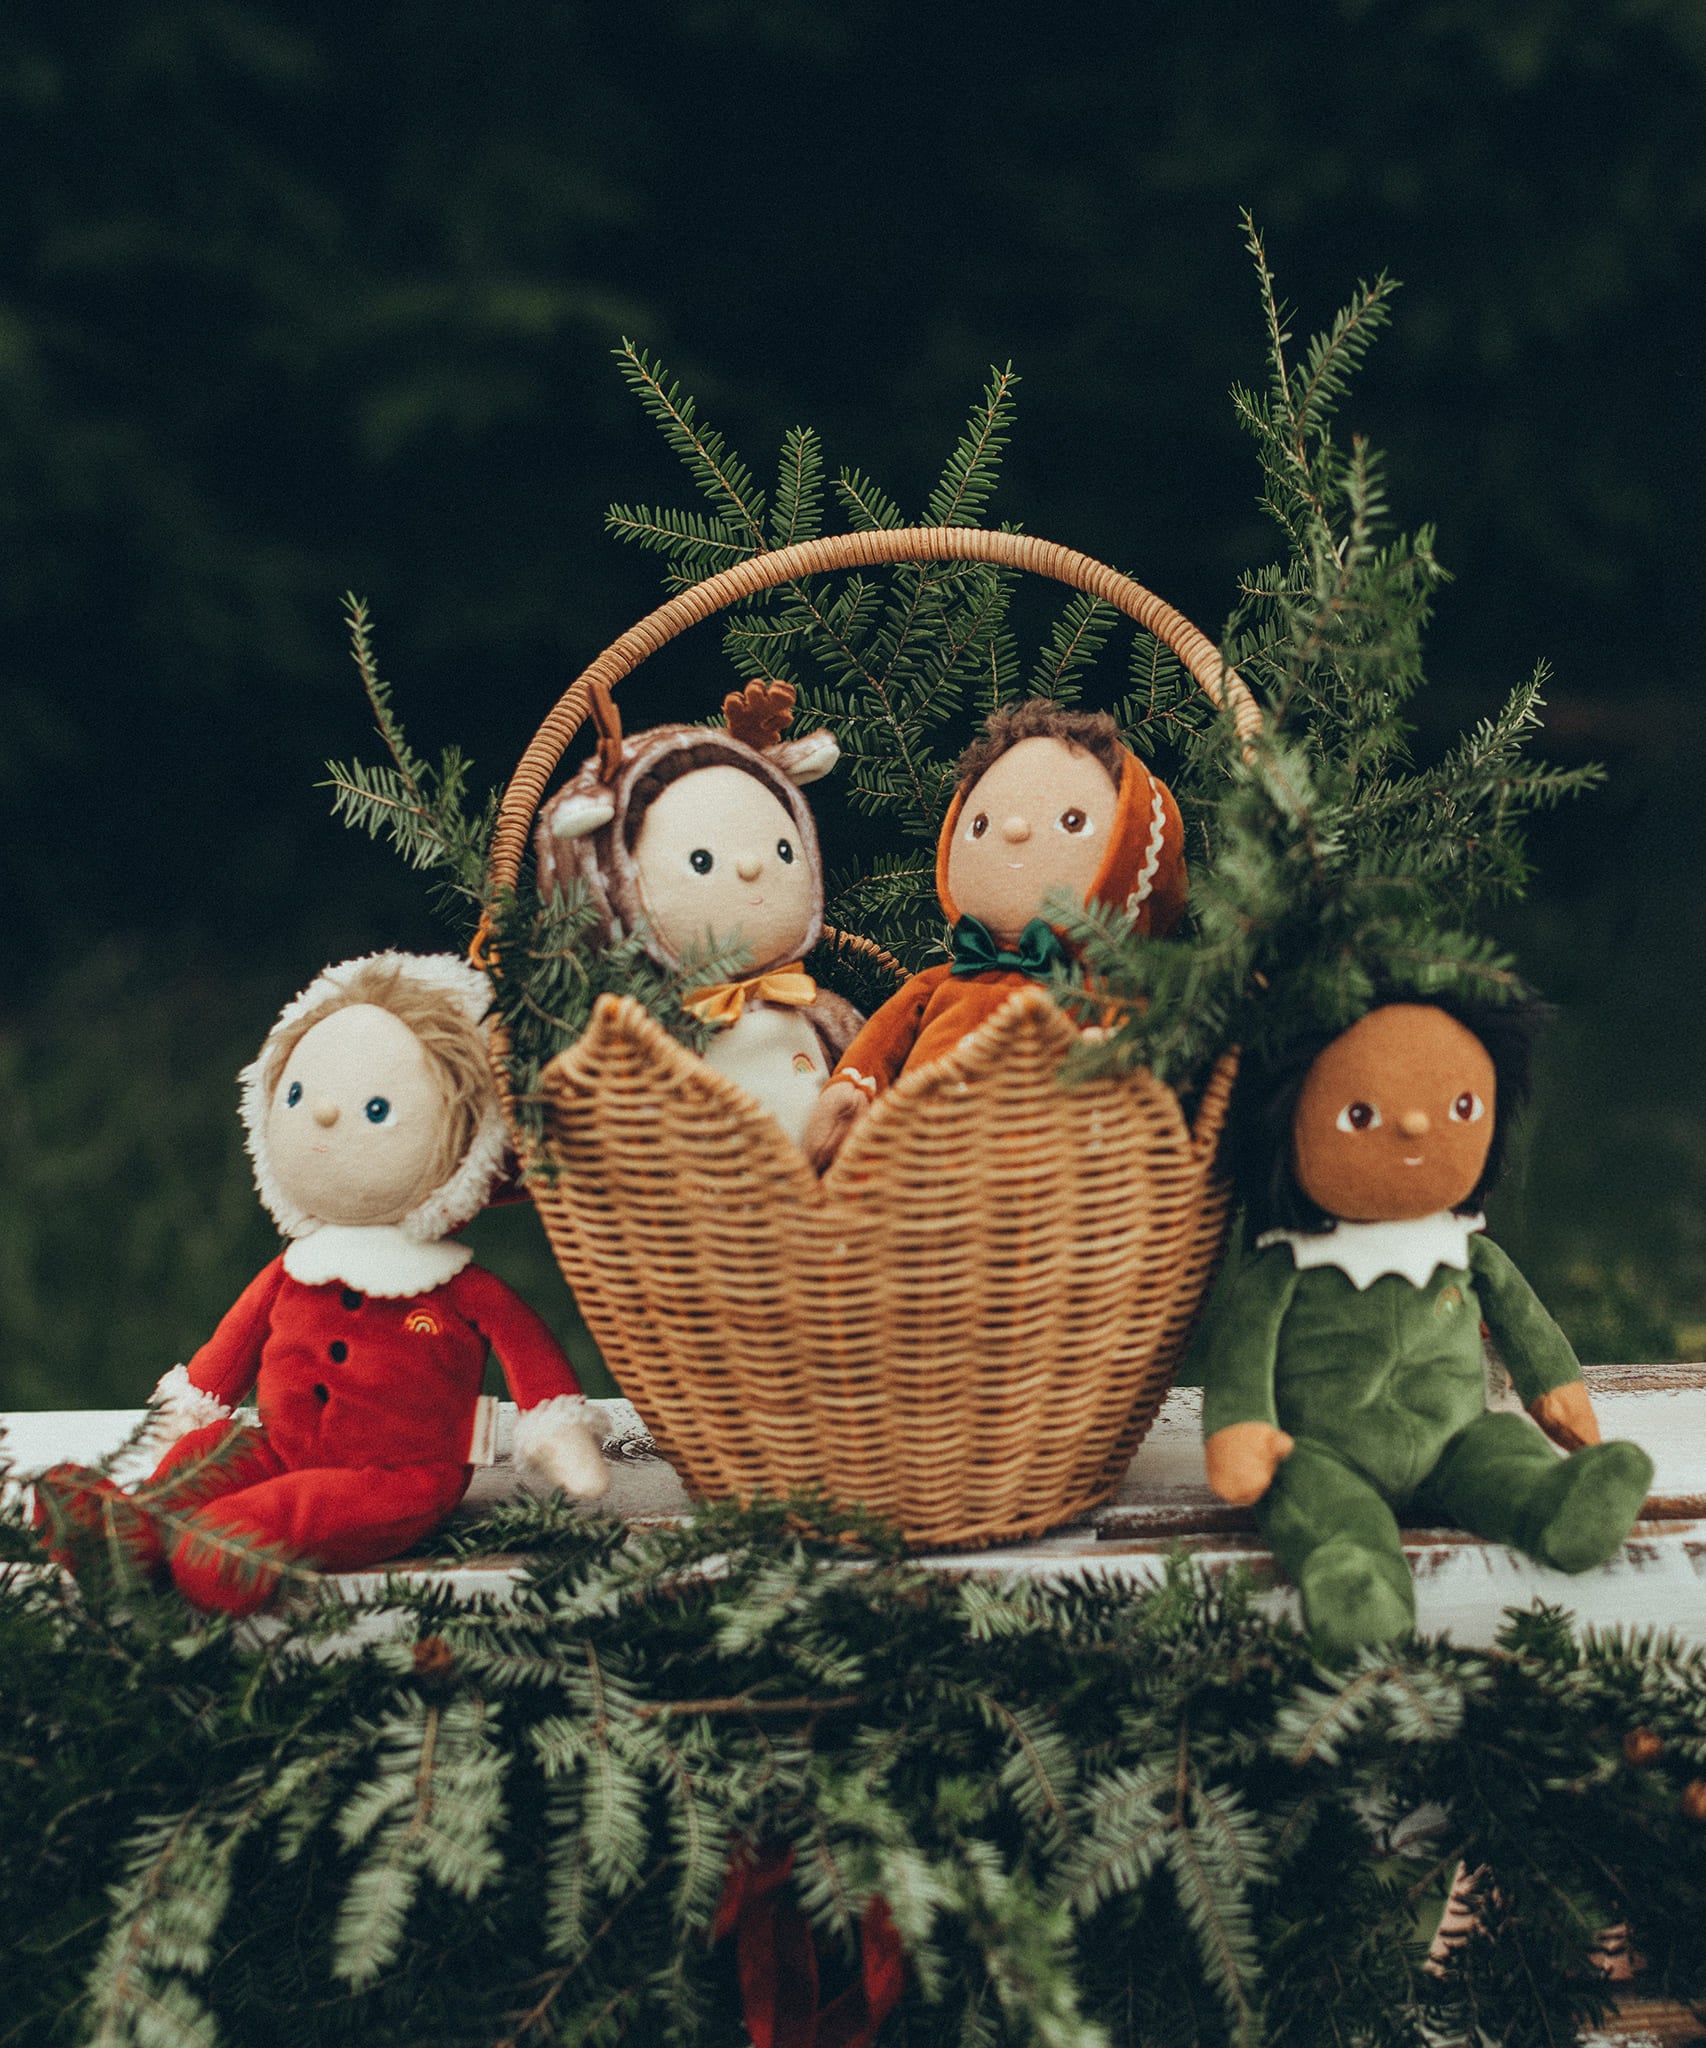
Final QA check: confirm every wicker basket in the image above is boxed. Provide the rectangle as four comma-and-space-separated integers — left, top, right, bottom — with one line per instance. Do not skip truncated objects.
486, 526, 1261, 1548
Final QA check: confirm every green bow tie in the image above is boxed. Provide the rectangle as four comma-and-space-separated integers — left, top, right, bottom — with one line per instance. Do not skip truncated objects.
949, 914, 1071, 981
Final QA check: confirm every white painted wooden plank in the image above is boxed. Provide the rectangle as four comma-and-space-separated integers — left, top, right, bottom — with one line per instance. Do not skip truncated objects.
8, 1372, 1706, 1649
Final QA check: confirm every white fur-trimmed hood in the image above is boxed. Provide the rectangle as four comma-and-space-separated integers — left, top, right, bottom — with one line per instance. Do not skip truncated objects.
241, 950, 509, 1244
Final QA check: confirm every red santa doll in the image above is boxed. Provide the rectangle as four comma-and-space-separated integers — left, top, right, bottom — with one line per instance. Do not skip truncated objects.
38, 951, 608, 1615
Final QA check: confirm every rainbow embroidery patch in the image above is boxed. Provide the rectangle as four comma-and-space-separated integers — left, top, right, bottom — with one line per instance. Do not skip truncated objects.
404, 1309, 443, 1338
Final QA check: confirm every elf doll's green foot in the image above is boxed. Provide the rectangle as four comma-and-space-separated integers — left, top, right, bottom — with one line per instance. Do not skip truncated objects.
1297, 1535, 1415, 1659
1528, 1440, 1654, 1573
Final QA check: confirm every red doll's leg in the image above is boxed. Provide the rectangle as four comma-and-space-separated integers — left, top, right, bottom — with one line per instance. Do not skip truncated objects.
33, 1426, 282, 1582
167, 1463, 470, 1616
147, 1422, 285, 1503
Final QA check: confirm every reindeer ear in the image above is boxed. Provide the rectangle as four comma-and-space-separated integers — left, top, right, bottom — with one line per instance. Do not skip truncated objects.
768, 730, 840, 785
543, 787, 616, 840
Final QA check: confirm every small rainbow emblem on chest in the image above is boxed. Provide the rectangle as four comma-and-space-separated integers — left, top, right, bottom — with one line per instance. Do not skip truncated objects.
404, 1309, 443, 1337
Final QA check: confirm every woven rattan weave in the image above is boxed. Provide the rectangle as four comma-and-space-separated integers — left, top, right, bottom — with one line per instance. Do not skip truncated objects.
488, 526, 1256, 1548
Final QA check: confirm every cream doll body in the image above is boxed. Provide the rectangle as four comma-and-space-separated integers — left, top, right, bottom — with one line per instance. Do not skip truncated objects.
631, 763, 832, 1144
536, 682, 861, 1151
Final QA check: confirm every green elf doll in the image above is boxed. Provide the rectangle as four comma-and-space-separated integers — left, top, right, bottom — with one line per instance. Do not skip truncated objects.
1195, 998, 1653, 1657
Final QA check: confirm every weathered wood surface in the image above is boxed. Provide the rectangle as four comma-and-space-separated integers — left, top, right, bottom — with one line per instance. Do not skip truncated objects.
7, 1364, 1706, 1648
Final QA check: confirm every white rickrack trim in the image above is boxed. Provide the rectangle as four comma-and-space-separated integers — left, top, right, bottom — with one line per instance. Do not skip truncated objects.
841, 1068, 880, 1099
1125, 786, 1168, 913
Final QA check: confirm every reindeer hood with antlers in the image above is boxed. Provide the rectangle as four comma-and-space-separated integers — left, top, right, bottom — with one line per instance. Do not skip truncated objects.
535, 678, 840, 969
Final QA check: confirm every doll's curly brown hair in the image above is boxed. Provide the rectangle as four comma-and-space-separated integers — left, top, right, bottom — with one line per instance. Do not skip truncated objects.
953, 700, 1127, 791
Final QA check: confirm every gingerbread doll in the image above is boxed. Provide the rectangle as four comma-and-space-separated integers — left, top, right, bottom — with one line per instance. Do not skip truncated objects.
1195, 998, 1654, 1657
38, 951, 608, 1615
802, 699, 1187, 1170
536, 680, 862, 1149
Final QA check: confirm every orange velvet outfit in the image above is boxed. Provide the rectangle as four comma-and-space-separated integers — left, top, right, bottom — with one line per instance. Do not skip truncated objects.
830, 744, 1188, 1099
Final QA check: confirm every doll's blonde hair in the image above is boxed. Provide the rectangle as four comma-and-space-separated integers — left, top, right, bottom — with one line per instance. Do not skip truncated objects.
259, 962, 496, 1190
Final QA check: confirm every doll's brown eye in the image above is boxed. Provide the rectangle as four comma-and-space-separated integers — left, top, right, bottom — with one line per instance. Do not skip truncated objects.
689, 848, 714, 874
1449, 1091, 1485, 1123
776, 839, 794, 863
1336, 1101, 1381, 1133
1055, 807, 1090, 835
969, 813, 990, 839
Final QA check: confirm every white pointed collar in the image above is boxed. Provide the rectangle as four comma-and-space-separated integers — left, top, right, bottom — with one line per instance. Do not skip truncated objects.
1257, 1210, 1485, 1292
282, 1224, 472, 1297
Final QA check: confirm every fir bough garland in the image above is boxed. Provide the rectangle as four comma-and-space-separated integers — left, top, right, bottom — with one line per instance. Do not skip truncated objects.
6, 1478, 1706, 2048
329, 222, 1593, 1112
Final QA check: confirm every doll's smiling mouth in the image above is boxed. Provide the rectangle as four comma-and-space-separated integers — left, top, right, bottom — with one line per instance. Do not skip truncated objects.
1403, 1155, 1425, 1166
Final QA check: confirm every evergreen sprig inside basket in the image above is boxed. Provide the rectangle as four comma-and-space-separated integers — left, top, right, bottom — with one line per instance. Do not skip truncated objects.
1055, 217, 1603, 1084
608, 348, 1221, 968
328, 221, 1601, 1118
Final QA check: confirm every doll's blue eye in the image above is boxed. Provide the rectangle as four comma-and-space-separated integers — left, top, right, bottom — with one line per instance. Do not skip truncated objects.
689, 848, 714, 874
364, 1096, 391, 1124
777, 839, 794, 863
286, 1081, 303, 1108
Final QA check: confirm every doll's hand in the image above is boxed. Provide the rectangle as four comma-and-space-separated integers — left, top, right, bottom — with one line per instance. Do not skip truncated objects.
803, 1079, 870, 1173
515, 1401, 612, 1500
1204, 1422, 1295, 1507
1530, 1380, 1601, 1453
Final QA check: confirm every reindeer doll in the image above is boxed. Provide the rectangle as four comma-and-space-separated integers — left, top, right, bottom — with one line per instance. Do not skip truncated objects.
536, 679, 862, 1148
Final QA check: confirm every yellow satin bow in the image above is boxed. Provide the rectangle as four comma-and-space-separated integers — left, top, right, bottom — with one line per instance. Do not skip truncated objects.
683, 963, 818, 1028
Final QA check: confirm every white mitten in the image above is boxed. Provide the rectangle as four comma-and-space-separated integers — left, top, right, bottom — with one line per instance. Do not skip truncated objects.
514, 1396, 611, 1500
145, 1365, 234, 1456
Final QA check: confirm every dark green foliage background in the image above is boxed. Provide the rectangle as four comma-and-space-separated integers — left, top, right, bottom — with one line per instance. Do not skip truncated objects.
3, 0, 1705, 1403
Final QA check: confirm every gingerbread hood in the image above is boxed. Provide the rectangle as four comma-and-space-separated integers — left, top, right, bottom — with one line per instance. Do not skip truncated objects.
240, 950, 509, 1246
933, 742, 1188, 937
535, 680, 839, 971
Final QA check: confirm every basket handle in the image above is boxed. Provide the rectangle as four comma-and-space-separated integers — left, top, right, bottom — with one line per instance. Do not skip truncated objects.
487, 524, 1260, 898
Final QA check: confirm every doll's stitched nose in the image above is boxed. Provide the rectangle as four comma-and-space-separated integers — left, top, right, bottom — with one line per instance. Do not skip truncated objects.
313, 1100, 340, 1128
1001, 815, 1031, 843
736, 853, 763, 882
1398, 1109, 1429, 1138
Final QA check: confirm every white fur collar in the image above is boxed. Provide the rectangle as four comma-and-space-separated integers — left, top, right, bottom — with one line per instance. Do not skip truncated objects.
282, 1224, 472, 1297
1257, 1210, 1485, 1292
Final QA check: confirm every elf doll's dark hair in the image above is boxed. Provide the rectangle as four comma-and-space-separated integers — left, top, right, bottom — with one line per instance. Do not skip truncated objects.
1223, 993, 1548, 1236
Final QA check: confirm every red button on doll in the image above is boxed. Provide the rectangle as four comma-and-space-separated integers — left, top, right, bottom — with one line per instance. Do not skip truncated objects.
802, 699, 1187, 1171
38, 952, 608, 1615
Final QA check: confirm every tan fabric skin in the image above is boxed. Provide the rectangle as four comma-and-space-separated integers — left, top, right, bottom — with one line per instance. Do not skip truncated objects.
940, 738, 1119, 944
630, 764, 817, 966
1292, 1004, 1496, 1223
1205, 1419, 1296, 1506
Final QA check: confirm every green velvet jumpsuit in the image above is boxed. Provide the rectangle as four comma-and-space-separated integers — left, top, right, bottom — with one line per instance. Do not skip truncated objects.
1195, 1232, 1655, 1654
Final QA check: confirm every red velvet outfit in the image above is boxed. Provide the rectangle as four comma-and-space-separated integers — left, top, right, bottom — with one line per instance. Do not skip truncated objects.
139, 1255, 584, 1614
